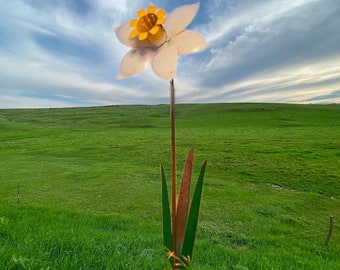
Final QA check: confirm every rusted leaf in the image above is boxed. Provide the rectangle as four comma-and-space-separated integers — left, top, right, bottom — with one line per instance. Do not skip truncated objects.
175, 146, 194, 255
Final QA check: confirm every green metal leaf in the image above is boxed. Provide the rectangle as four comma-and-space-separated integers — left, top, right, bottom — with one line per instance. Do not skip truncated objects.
180, 160, 207, 263
176, 146, 194, 256
161, 164, 173, 256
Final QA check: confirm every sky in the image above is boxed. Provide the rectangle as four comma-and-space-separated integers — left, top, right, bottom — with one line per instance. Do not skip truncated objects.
1, 0, 340, 108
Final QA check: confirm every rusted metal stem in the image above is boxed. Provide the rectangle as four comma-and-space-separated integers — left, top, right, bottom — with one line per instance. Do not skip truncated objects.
170, 79, 177, 268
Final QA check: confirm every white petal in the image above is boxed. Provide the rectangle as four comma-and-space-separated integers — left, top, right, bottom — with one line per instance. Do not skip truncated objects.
118, 48, 157, 79
172, 30, 208, 55
163, 3, 200, 38
114, 21, 153, 48
151, 43, 178, 80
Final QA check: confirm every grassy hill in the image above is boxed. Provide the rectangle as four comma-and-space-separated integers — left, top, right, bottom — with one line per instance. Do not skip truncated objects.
0, 103, 339, 269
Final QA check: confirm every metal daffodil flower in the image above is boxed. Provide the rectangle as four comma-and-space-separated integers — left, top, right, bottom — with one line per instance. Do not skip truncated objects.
114, 3, 208, 269
114, 3, 207, 80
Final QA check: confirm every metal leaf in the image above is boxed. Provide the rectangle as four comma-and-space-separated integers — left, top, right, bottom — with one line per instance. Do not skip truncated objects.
161, 164, 173, 255
175, 146, 194, 255
181, 160, 207, 262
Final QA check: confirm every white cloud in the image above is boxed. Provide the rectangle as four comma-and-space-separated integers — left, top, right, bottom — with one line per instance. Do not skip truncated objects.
199, 56, 340, 103
192, 0, 340, 104
203, 0, 332, 71
0, 0, 340, 108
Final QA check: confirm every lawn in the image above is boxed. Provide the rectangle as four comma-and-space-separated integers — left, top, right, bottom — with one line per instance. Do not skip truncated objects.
0, 103, 339, 269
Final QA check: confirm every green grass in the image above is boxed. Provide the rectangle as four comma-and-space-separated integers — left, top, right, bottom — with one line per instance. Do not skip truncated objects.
0, 103, 339, 269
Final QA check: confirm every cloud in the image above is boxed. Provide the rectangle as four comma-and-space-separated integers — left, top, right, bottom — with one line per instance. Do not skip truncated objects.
193, 0, 340, 103
0, 0, 339, 108
0, 0, 138, 107
202, 0, 340, 78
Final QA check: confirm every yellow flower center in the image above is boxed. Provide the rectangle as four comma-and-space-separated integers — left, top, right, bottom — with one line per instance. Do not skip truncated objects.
129, 5, 166, 45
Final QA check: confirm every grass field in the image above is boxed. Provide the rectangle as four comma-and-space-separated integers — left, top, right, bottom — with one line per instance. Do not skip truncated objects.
0, 103, 339, 269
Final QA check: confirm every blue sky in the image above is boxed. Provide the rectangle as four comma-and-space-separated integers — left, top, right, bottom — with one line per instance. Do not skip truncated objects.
1, 0, 340, 108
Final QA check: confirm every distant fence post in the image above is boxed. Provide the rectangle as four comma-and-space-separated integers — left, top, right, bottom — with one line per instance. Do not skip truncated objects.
17, 183, 20, 204
324, 215, 333, 245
